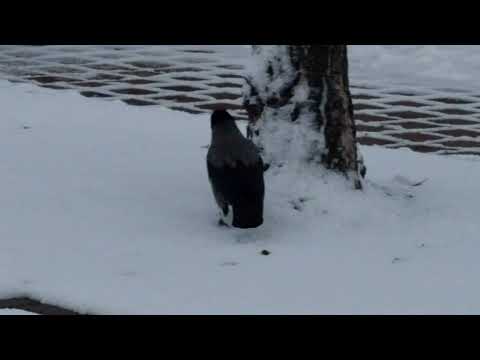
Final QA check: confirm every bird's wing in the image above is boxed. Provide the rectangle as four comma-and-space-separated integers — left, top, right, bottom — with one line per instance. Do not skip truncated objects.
207, 157, 264, 207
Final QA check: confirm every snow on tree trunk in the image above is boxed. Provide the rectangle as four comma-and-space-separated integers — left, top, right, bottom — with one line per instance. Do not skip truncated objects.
243, 45, 366, 190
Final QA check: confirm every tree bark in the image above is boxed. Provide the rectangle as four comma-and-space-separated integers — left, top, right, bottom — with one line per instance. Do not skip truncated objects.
243, 45, 366, 189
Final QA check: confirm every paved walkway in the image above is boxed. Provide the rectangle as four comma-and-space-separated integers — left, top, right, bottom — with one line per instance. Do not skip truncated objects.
1, 45, 480, 156
1, 45, 479, 315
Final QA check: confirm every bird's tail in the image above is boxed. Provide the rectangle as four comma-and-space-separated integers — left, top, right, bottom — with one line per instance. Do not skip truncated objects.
232, 202, 263, 229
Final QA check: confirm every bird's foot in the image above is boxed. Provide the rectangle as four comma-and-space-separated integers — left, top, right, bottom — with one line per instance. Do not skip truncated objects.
218, 218, 229, 227
217, 206, 233, 227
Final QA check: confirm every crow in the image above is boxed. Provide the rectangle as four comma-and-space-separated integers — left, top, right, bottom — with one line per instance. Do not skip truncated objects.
207, 109, 265, 229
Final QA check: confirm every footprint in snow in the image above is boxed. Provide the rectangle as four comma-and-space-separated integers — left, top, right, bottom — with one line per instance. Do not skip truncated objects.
391, 257, 407, 264
393, 175, 428, 187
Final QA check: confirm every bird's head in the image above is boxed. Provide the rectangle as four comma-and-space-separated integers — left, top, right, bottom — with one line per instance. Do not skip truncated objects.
211, 109, 235, 129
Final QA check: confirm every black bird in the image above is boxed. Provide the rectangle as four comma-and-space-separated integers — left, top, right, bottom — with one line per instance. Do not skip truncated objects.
207, 109, 265, 228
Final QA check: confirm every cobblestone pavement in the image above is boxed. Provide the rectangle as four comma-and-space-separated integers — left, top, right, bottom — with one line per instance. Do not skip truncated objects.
1, 45, 479, 315
1, 45, 480, 156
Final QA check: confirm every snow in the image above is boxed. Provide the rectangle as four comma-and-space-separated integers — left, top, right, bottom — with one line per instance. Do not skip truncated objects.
240, 45, 480, 91
0, 309, 37, 315
244, 46, 327, 167
1, 79, 480, 314
349, 45, 480, 90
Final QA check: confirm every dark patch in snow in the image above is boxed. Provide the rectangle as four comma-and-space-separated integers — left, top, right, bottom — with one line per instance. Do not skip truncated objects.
289, 200, 302, 211
120, 271, 137, 277
290, 197, 314, 211
260, 250, 271, 256
411, 179, 428, 187
220, 261, 238, 266
391, 257, 406, 264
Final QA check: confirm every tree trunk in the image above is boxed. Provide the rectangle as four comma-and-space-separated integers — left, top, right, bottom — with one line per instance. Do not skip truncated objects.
243, 45, 366, 189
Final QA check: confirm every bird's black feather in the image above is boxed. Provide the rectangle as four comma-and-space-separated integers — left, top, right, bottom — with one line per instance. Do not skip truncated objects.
207, 158, 264, 228
207, 158, 265, 228
207, 109, 265, 229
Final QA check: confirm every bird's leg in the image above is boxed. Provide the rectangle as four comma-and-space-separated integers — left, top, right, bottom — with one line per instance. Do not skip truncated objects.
218, 205, 233, 227
218, 218, 229, 227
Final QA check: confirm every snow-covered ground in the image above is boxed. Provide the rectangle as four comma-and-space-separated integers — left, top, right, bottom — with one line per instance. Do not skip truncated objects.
220, 45, 480, 91
198, 45, 480, 91
214, 45, 480, 91
0, 309, 37, 315
350, 45, 480, 90
1, 79, 480, 314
